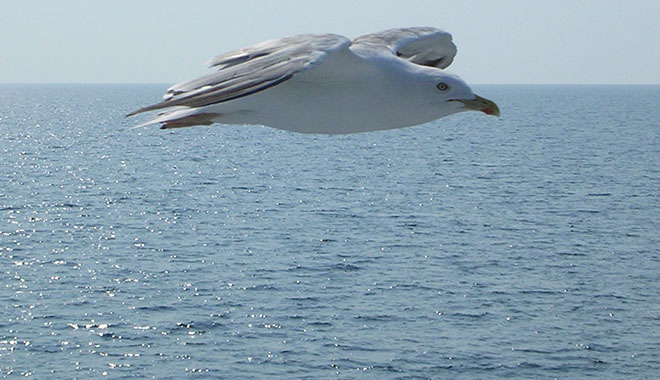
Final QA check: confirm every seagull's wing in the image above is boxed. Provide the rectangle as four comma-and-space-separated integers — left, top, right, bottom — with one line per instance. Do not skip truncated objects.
351, 27, 457, 69
127, 34, 351, 116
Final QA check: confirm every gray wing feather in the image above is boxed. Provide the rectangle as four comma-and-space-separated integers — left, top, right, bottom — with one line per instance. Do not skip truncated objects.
128, 34, 350, 116
352, 27, 457, 69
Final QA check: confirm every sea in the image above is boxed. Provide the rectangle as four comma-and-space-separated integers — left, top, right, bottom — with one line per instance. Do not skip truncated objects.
0, 84, 658, 379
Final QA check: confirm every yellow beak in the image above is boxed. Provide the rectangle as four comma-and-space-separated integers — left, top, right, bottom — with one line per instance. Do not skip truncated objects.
458, 94, 500, 117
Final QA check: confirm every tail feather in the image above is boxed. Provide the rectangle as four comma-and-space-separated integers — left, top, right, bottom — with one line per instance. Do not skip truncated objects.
159, 113, 221, 129
129, 108, 221, 130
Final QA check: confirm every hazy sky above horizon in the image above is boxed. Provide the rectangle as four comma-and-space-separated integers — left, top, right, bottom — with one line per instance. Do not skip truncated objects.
2, 0, 659, 84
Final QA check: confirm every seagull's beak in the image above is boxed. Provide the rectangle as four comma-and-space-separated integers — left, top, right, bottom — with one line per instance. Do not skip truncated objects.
457, 94, 500, 117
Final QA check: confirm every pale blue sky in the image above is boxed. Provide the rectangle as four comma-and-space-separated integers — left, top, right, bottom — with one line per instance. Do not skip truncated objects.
2, 0, 659, 84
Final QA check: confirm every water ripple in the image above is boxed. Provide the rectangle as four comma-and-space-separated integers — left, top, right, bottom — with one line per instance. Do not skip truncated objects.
0, 84, 658, 379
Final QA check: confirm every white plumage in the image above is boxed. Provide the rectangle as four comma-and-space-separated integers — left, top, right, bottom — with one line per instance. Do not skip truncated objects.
128, 27, 499, 134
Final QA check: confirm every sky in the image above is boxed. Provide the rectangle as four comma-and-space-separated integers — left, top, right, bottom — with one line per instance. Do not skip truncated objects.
1, 0, 659, 84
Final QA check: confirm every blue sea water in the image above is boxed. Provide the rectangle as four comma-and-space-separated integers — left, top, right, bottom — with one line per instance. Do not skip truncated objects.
0, 84, 659, 379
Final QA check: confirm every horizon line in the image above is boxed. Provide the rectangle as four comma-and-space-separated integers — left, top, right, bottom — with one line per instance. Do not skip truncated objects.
1, 82, 660, 86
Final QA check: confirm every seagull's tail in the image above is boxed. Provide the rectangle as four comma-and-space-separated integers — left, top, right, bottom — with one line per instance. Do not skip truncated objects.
130, 108, 221, 130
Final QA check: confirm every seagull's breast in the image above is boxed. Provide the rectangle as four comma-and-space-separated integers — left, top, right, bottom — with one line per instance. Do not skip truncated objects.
211, 54, 442, 134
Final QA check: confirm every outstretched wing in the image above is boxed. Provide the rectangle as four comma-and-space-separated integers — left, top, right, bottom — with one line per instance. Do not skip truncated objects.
127, 33, 351, 116
351, 27, 457, 70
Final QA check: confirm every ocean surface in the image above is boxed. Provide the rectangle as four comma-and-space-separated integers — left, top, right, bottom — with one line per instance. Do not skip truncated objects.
0, 84, 658, 379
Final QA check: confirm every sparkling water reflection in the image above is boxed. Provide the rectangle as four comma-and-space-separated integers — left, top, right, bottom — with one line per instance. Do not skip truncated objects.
1, 84, 659, 379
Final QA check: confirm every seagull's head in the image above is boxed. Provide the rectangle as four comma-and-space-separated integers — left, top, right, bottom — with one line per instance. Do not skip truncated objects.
425, 71, 500, 117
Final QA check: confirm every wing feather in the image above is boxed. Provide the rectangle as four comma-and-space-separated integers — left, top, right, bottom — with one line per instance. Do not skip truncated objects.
127, 34, 350, 116
351, 27, 457, 69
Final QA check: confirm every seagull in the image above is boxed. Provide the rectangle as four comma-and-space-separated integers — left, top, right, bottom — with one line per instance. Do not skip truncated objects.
128, 27, 499, 134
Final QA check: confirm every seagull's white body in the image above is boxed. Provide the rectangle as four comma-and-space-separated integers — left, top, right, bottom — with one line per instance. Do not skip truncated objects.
129, 27, 498, 134
189, 49, 466, 134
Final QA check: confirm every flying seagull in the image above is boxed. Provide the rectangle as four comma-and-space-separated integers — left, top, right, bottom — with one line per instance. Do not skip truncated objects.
128, 27, 499, 134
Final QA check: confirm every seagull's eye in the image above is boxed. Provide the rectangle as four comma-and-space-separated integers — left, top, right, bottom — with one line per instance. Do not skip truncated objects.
436, 82, 450, 92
